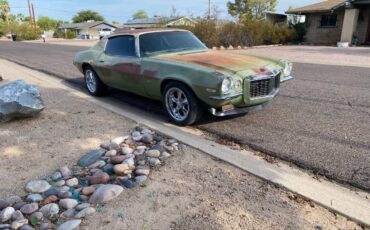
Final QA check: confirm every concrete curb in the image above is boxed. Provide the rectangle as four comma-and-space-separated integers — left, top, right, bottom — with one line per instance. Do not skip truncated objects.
2, 59, 370, 227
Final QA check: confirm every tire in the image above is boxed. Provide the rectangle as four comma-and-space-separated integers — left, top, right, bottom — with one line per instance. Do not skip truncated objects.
162, 82, 203, 126
84, 66, 107, 96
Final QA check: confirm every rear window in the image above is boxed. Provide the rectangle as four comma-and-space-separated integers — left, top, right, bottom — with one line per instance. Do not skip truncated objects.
105, 36, 136, 57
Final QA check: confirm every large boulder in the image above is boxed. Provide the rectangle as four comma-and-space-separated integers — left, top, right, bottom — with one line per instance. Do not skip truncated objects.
0, 80, 44, 122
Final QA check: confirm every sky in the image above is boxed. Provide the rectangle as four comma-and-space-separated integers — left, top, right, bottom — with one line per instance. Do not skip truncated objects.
8, 0, 323, 23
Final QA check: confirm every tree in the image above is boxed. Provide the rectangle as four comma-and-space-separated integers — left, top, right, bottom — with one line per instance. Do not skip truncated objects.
0, 0, 10, 22
227, 0, 278, 20
112, 20, 119, 24
37, 16, 58, 31
72, 10, 104, 23
132, 10, 148, 19
170, 6, 180, 18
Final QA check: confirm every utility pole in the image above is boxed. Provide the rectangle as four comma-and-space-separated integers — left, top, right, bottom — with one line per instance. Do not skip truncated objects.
208, 0, 211, 20
27, 0, 33, 27
31, 3, 36, 31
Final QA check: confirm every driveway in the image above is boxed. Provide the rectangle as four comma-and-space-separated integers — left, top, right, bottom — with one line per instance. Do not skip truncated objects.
0, 42, 369, 191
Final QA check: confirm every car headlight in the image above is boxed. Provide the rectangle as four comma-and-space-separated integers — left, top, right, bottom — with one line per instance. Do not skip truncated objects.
221, 78, 232, 94
232, 79, 242, 89
283, 62, 293, 76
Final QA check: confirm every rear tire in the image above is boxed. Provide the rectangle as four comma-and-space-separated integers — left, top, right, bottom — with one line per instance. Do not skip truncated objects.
162, 82, 203, 126
84, 66, 107, 96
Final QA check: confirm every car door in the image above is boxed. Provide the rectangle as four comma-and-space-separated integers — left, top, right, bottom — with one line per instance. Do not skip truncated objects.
98, 35, 141, 92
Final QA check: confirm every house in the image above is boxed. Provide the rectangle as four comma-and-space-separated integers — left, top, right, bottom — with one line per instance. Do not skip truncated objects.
287, 0, 370, 45
59, 21, 117, 39
264, 11, 305, 26
123, 17, 196, 29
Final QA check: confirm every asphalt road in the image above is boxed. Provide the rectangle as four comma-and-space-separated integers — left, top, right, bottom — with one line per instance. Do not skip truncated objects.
0, 41, 369, 191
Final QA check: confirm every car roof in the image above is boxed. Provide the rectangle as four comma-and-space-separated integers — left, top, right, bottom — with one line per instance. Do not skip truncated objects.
108, 28, 187, 38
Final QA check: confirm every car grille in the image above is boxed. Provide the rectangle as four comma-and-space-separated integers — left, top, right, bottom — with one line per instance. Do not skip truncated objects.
250, 73, 280, 98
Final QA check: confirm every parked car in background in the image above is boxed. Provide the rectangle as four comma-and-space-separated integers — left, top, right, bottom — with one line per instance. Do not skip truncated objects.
99, 28, 115, 39
73, 29, 293, 125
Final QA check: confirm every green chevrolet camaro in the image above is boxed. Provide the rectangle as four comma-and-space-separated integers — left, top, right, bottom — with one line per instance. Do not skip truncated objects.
74, 28, 293, 125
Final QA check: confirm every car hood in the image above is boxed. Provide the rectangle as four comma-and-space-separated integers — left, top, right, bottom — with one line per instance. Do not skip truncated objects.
154, 50, 278, 74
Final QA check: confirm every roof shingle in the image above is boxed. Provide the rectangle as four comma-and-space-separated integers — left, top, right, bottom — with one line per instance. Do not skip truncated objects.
286, 0, 348, 14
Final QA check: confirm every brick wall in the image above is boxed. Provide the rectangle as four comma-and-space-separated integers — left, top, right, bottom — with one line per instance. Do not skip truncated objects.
304, 10, 345, 44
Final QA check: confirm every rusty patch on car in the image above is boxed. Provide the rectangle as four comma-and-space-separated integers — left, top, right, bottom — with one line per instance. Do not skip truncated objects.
107, 63, 158, 78
156, 51, 271, 73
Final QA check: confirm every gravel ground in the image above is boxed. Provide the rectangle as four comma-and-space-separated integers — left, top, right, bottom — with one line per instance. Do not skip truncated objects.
0, 60, 366, 229
0, 42, 369, 191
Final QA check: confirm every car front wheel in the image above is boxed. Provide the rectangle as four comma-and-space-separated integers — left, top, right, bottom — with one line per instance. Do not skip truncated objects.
84, 66, 107, 96
163, 82, 202, 126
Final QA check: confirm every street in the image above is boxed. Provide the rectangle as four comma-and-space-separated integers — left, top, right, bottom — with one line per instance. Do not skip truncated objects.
0, 41, 369, 191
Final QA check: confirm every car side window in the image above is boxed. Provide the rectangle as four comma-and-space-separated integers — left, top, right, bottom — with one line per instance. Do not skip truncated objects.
105, 36, 136, 57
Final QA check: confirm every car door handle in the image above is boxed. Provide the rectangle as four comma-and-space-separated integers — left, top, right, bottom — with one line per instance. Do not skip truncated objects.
99, 60, 105, 63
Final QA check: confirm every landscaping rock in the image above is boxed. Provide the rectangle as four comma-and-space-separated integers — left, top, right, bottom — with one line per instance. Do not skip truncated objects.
39, 203, 59, 218
13, 202, 26, 211
60, 209, 75, 219
74, 207, 96, 219
57, 191, 72, 199
122, 180, 136, 189
88, 160, 106, 169
77, 149, 106, 167
89, 185, 123, 204
5, 196, 22, 207
135, 176, 147, 184
0, 224, 10, 230
44, 188, 59, 197
55, 180, 66, 187
81, 187, 95, 196
150, 144, 166, 153
113, 164, 130, 176
57, 219, 81, 230
148, 158, 161, 166
10, 218, 28, 229
0, 80, 45, 123
59, 199, 78, 210
141, 134, 153, 144
145, 150, 160, 158
11, 211, 24, 221
111, 136, 127, 145
29, 212, 43, 222
20, 203, 38, 215
59, 166, 72, 179
66, 178, 78, 187
51, 172, 62, 181
0, 207, 15, 222
105, 150, 117, 157
102, 164, 114, 175
135, 168, 150, 176
19, 225, 34, 230
88, 171, 109, 185
132, 131, 142, 142
25, 180, 51, 194
0, 200, 9, 210
121, 147, 133, 155
75, 203, 90, 212
26, 194, 43, 203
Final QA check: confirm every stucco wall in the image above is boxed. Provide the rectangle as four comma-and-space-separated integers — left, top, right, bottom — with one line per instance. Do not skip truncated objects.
304, 10, 345, 44
356, 6, 370, 43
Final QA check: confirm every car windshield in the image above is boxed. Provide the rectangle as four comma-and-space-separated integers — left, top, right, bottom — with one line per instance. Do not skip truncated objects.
139, 31, 207, 57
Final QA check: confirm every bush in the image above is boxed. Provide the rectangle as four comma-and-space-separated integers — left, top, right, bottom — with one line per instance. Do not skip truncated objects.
53, 29, 76, 39
15, 23, 39, 40
290, 23, 306, 42
65, 30, 76, 39
175, 19, 296, 48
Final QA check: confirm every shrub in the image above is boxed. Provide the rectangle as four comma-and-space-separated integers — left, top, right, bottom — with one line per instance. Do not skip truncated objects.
15, 23, 39, 40
290, 23, 306, 42
65, 30, 76, 39
53, 29, 76, 39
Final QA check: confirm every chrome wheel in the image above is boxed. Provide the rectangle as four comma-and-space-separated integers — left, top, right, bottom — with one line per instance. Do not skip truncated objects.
165, 87, 190, 122
85, 69, 97, 93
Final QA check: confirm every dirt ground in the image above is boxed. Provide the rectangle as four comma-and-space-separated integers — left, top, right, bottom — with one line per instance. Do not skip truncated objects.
0, 59, 365, 229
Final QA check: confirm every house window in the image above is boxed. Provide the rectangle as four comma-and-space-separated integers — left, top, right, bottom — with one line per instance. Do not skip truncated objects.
320, 14, 337, 27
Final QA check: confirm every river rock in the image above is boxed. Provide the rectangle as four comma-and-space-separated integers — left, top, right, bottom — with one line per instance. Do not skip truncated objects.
135, 168, 150, 176
75, 203, 90, 212
0, 80, 45, 123
89, 185, 123, 204
135, 176, 147, 184
141, 134, 153, 144
59, 166, 72, 179
51, 172, 62, 181
0, 224, 10, 230
148, 158, 161, 166
26, 194, 43, 203
10, 218, 28, 229
13, 201, 26, 211
77, 149, 106, 167
0, 207, 15, 222
102, 164, 114, 175
60, 209, 75, 219
145, 150, 160, 158
66, 178, 79, 187
88, 171, 109, 185
44, 188, 59, 197
5, 196, 22, 207
19, 225, 34, 230
39, 203, 59, 218
88, 160, 106, 169
150, 144, 166, 153
25, 180, 51, 193
54, 180, 66, 187
11, 211, 24, 221
0, 200, 9, 210
122, 180, 136, 189
20, 203, 38, 215
59, 199, 78, 210
57, 191, 72, 199
159, 152, 171, 161
121, 147, 133, 155
131, 131, 142, 142
29, 212, 43, 222
105, 150, 117, 157
113, 164, 130, 176
123, 158, 135, 168
57, 219, 81, 230
40, 195, 58, 207
39, 223, 50, 230
79, 195, 88, 202
75, 207, 96, 219
111, 136, 127, 145
81, 187, 95, 196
